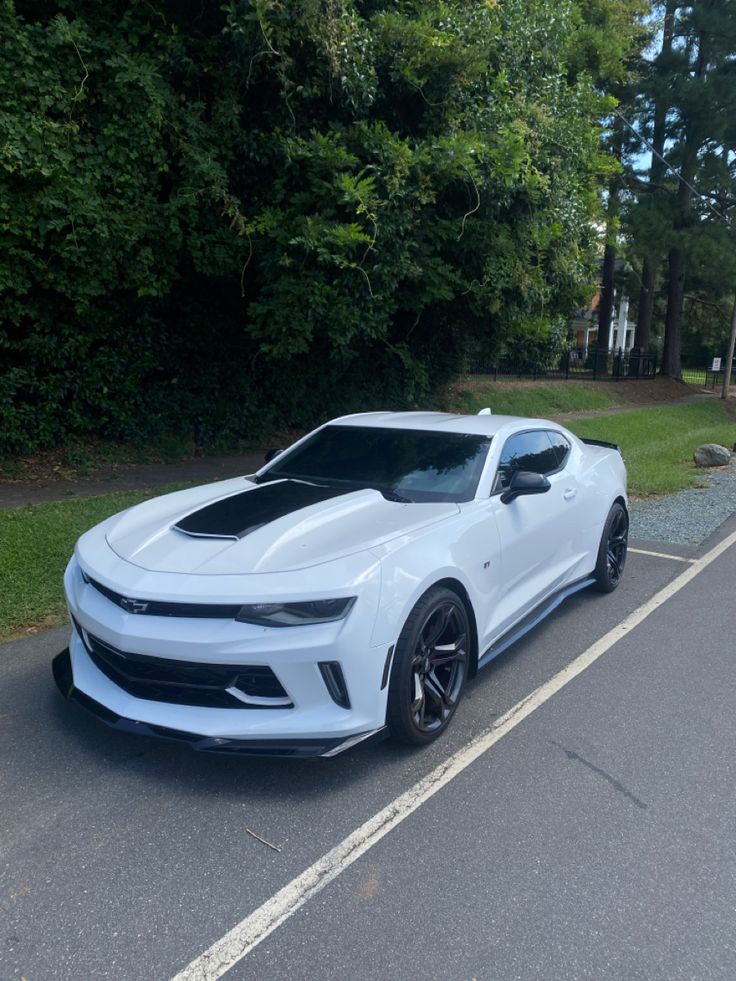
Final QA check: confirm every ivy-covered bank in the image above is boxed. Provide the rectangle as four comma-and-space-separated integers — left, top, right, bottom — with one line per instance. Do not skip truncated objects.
1, 0, 639, 455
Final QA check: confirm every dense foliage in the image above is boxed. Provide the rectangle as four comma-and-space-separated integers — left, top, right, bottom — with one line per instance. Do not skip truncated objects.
621, 0, 736, 374
1, 0, 616, 454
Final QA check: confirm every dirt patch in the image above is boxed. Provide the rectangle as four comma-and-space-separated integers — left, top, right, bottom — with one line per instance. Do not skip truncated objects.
0, 440, 190, 485
604, 376, 698, 405
0, 452, 268, 510
722, 393, 736, 421
0, 438, 268, 487
444, 375, 697, 406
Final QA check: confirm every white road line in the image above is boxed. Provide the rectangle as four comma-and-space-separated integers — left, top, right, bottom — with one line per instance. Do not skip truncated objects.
628, 547, 696, 563
171, 526, 736, 981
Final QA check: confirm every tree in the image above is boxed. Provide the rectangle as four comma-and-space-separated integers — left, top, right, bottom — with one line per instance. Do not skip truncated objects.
633, 0, 676, 353
0, 0, 638, 454
624, 0, 736, 377
567, 0, 649, 355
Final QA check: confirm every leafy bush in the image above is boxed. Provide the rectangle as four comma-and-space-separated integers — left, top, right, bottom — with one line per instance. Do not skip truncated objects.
1, 0, 615, 454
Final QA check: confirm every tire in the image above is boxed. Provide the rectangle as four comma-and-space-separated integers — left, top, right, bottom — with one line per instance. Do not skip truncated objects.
386, 586, 470, 746
594, 502, 629, 593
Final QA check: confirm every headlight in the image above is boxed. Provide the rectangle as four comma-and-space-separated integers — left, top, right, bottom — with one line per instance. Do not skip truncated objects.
235, 597, 356, 627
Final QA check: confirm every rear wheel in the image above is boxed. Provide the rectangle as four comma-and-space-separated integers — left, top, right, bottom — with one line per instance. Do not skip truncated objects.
387, 586, 470, 746
594, 502, 628, 593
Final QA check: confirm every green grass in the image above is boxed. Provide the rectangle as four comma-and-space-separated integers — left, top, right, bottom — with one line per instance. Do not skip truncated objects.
444, 380, 615, 417
680, 368, 708, 386
566, 401, 736, 496
0, 483, 191, 642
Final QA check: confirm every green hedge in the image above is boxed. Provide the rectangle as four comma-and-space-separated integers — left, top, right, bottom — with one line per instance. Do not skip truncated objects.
1, 0, 626, 454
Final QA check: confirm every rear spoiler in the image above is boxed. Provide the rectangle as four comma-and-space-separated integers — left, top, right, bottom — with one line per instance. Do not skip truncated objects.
581, 437, 621, 454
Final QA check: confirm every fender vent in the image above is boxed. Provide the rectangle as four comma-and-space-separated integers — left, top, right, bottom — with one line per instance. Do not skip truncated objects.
319, 661, 351, 709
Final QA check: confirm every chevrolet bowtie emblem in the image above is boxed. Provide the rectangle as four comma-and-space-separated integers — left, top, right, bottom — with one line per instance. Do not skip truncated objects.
121, 597, 149, 614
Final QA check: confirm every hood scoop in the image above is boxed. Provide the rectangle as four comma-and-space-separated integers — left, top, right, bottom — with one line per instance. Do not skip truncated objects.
174, 479, 351, 540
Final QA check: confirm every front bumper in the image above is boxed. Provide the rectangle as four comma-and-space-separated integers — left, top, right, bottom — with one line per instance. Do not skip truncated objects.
53, 648, 384, 757
59, 552, 391, 756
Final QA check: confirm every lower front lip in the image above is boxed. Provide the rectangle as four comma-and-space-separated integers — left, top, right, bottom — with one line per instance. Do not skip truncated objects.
52, 648, 385, 758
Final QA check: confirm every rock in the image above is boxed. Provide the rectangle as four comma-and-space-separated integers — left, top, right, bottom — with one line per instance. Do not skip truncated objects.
693, 443, 732, 467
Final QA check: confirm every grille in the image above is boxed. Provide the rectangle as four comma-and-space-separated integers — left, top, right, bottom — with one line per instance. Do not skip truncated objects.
83, 631, 292, 710
87, 576, 241, 619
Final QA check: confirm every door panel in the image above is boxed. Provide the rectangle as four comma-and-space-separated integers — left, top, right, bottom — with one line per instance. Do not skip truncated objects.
480, 430, 585, 648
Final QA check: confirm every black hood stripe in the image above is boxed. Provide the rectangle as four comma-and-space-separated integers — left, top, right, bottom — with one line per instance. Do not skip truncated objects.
174, 480, 353, 540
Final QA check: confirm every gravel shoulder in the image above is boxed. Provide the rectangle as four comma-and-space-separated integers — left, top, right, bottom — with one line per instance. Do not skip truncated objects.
630, 461, 736, 545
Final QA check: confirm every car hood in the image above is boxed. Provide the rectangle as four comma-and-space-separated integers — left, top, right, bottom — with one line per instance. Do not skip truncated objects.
105, 477, 459, 575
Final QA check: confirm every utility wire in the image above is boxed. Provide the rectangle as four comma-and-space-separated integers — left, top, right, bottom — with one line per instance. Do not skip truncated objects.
613, 108, 734, 230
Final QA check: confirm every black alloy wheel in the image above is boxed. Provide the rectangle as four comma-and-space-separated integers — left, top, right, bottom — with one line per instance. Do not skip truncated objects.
387, 586, 471, 745
594, 502, 629, 593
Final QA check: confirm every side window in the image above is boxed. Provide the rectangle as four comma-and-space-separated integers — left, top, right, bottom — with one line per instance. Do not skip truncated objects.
546, 431, 571, 470
493, 431, 560, 493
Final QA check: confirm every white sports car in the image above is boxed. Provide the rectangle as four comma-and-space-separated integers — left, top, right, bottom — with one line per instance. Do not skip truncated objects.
54, 410, 628, 757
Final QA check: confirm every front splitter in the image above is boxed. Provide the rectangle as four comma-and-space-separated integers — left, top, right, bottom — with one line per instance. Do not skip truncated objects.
52, 648, 385, 758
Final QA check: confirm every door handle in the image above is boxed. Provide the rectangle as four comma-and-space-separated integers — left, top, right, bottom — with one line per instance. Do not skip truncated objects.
563, 488, 577, 501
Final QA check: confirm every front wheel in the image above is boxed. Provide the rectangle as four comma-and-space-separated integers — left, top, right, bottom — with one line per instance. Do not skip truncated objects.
386, 586, 470, 746
594, 502, 628, 593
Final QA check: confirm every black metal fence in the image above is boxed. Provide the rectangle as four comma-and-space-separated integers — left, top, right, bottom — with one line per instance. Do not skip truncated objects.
681, 366, 733, 389
468, 347, 657, 381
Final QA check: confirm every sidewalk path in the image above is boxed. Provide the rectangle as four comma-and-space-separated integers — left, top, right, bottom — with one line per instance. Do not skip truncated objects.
0, 452, 267, 510
553, 390, 714, 420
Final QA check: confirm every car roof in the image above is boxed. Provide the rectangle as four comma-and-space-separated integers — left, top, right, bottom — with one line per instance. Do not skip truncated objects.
329, 410, 563, 438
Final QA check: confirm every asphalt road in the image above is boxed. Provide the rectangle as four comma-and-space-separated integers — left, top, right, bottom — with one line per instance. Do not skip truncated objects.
1, 520, 735, 981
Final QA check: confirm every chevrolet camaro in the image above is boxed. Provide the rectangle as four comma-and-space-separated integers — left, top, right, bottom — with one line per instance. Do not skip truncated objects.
53, 410, 628, 757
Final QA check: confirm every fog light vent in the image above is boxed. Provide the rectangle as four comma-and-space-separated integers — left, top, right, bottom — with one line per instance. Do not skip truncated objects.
319, 661, 351, 709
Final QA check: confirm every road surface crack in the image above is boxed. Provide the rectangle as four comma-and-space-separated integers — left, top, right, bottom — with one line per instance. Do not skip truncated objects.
552, 741, 648, 810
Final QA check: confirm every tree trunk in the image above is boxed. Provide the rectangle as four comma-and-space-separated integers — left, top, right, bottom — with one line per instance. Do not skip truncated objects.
597, 114, 623, 359
630, 255, 657, 376
662, 246, 685, 377
635, 0, 676, 354
598, 242, 616, 352
661, 11, 707, 381
721, 294, 736, 399
635, 255, 657, 351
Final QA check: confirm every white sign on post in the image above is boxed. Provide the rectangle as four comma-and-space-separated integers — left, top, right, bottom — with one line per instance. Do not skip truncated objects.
712, 357, 722, 371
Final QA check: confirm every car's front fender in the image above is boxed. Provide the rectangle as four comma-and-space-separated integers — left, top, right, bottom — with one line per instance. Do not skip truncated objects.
368, 505, 501, 651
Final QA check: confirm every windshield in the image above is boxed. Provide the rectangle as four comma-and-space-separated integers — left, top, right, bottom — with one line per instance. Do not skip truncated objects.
257, 425, 492, 503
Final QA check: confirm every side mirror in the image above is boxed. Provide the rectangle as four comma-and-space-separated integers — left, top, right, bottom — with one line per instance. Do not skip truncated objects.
500, 470, 551, 505
264, 448, 283, 464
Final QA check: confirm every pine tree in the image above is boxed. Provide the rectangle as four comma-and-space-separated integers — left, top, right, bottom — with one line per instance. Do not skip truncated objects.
639, 0, 736, 377
633, 0, 677, 354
